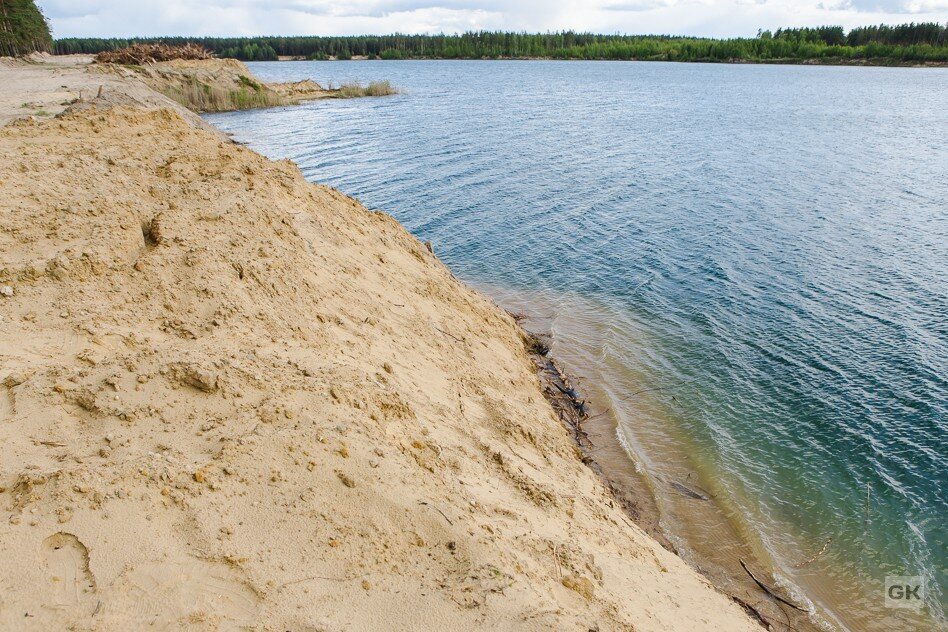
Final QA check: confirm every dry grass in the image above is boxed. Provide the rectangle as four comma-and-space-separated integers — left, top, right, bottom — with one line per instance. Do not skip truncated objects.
96, 43, 213, 65
335, 80, 397, 98
157, 76, 284, 113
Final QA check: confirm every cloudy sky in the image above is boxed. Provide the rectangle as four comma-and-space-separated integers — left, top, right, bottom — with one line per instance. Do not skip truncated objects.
40, 0, 948, 39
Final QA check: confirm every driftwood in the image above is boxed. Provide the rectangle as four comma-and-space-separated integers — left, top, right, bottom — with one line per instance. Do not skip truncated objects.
670, 480, 710, 501
732, 596, 769, 628
740, 559, 807, 612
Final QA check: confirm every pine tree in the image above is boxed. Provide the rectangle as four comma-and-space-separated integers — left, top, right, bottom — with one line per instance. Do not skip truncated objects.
49, 23, 948, 64
0, 0, 53, 57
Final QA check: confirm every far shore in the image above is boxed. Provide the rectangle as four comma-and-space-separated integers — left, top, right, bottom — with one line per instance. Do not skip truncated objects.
277, 53, 946, 68
40, 52, 946, 69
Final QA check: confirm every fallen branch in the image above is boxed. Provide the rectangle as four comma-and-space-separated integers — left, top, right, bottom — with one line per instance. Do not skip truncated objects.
732, 596, 769, 628
669, 480, 710, 501
740, 559, 807, 612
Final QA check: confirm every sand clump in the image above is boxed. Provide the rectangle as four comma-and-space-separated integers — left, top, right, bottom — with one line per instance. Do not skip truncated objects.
0, 74, 760, 630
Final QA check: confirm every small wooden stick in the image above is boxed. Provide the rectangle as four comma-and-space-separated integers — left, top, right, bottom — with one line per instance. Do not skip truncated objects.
434, 326, 464, 343
794, 538, 832, 569
419, 500, 453, 525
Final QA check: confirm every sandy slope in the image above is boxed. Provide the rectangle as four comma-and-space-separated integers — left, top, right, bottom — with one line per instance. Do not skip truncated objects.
0, 63, 759, 631
1, 55, 333, 127
0, 55, 212, 129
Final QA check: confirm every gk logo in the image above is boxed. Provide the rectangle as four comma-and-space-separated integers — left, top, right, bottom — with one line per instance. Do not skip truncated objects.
884, 576, 925, 610
888, 584, 921, 600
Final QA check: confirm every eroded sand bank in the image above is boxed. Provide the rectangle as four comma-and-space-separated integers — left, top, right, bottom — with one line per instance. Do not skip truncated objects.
0, 58, 760, 631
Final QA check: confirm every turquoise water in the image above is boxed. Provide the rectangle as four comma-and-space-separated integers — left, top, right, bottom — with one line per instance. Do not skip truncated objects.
206, 60, 947, 630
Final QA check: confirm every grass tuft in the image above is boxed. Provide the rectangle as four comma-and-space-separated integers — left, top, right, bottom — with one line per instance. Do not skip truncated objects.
334, 80, 397, 98
158, 76, 283, 113
237, 75, 263, 92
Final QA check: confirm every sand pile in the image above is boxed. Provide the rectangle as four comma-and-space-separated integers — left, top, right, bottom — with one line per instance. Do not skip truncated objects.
0, 101, 759, 630
93, 58, 330, 112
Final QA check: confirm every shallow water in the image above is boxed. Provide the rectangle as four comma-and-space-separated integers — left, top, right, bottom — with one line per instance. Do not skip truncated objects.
206, 60, 947, 630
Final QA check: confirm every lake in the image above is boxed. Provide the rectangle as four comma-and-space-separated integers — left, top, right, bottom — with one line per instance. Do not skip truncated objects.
206, 60, 947, 630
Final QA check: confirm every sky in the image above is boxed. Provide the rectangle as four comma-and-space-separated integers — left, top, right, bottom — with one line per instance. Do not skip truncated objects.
40, 0, 948, 39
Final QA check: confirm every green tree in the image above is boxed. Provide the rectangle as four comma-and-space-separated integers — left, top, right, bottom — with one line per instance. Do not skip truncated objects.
51, 23, 948, 64
0, 0, 53, 57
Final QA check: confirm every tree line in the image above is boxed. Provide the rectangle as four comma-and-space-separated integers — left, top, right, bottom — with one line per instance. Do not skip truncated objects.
53, 23, 948, 64
0, 0, 52, 57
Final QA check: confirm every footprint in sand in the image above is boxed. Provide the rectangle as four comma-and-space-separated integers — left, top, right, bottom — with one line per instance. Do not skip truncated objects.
100, 561, 259, 628
41, 532, 97, 609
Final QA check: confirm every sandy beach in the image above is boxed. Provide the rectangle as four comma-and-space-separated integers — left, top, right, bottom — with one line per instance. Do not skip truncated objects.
0, 56, 764, 630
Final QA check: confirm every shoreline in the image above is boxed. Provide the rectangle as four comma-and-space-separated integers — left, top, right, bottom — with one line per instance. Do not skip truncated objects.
490, 281, 938, 631
57, 51, 948, 69
488, 288, 827, 632
271, 56, 947, 68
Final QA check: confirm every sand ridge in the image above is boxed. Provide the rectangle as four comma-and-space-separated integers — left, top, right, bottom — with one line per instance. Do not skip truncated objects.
0, 63, 760, 631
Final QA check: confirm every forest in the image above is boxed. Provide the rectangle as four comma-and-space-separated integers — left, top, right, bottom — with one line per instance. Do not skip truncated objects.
0, 0, 52, 57
52, 23, 948, 64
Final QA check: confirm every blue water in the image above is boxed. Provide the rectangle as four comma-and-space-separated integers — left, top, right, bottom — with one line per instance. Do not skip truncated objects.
207, 60, 947, 630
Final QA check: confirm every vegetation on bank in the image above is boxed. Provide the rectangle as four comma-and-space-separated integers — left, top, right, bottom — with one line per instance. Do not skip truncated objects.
54, 23, 948, 64
335, 80, 396, 98
158, 77, 397, 111
89, 45, 396, 112
0, 0, 52, 57
155, 75, 284, 112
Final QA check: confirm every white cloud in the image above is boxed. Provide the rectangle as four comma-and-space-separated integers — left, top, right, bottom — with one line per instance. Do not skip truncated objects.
828, 0, 948, 11
38, 0, 948, 38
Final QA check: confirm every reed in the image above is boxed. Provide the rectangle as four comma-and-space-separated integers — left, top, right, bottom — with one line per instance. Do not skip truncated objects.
335, 80, 397, 98
157, 76, 283, 113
